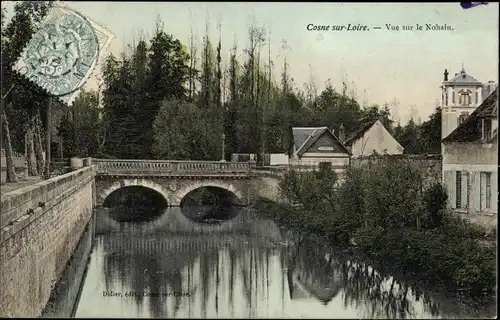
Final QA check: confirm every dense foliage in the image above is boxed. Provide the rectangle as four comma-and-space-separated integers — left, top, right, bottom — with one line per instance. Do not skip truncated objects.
258, 158, 496, 294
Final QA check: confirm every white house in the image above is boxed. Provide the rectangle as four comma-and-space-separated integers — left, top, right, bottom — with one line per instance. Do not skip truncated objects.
440, 67, 497, 151
342, 119, 404, 157
442, 86, 498, 216
290, 127, 351, 174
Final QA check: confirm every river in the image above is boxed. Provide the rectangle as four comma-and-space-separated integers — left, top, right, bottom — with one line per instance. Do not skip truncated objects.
44, 206, 496, 319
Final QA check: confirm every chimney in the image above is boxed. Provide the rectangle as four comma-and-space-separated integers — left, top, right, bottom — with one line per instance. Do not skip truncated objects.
444, 69, 449, 81
377, 112, 385, 123
338, 124, 346, 142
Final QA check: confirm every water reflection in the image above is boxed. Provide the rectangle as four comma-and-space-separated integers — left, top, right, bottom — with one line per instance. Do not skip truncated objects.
74, 208, 496, 319
181, 204, 241, 223
180, 187, 242, 223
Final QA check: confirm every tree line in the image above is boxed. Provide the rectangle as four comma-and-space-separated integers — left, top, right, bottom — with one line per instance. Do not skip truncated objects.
1, 1, 441, 183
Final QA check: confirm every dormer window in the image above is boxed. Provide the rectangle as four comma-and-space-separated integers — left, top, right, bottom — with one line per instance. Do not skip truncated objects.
482, 119, 492, 141
458, 90, 472, 106
458, 112, 469, 125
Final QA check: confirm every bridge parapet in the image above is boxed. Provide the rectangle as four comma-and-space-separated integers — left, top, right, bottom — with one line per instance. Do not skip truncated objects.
93, 159, 251, 175
251, 165, 319, 176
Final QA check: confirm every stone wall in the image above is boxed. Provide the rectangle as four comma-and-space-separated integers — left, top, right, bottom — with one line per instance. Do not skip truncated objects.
351, 154, 442, 186
250, 174, 283, 202
0, 166, 96, 317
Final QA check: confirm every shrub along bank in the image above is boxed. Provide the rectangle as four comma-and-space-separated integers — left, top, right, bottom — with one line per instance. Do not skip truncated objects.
255, 157, 496, 294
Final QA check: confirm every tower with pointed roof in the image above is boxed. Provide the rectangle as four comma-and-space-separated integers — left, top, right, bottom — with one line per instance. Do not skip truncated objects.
440, 67, 496, 143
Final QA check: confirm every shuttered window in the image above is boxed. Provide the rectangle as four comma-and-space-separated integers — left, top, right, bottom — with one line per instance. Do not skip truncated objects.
486, 173, 492, 209
456, 171, 462, 208
443, 171, 455, 208
480, 172, 492, 210
461, 172, 468, 209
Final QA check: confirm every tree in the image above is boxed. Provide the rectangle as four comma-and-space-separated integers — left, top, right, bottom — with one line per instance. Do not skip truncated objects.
243, 23, 266, 164
1, 1, 53, 181
58, 90, 100, 158
153, 100, 221, 160
311, 85, 363, 137
359, 103, 393, 132
399, 117, 423, 154
130, 39, 150, 156
144, 18, 190, 157
420, 107, 442, 154
102, 54, 143, 158
223, 42, 239, 159
1, 104, 17, 182
188, 27, 198, 101
279, 166, 338, 213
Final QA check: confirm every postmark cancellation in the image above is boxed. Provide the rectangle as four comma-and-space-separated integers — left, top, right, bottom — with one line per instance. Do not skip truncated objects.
13, 4, 114, 105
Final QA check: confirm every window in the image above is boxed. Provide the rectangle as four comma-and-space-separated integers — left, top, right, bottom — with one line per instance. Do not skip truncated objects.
482, 119, 492, 141
480, 172, 492, 211
486, 174, 492, 209
456, 171, 462, 208
452, 90, 455, 104
458, 90, 471, 106
475, 91, 478, 104
455, 171, 468, 209
458, 112, 469, 125
318, 162, 332, 171
445, 93, 448, 106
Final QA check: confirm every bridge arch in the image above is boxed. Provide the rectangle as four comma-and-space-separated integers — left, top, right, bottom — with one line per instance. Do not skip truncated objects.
98, 179, 171, 207
172, 180, 245, 207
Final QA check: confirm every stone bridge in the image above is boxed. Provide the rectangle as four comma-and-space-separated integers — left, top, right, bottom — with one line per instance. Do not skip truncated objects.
93, 158, 283, 207
0, 159, 283, 317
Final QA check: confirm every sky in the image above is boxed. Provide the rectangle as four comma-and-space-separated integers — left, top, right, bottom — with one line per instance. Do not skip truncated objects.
2, 1, 499, 124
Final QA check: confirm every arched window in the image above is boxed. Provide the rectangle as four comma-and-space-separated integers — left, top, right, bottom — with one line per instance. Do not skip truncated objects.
458, 90, 472, 106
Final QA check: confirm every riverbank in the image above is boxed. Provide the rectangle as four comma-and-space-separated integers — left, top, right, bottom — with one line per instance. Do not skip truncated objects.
253, 159, 497, 296
254, 198, 496, 298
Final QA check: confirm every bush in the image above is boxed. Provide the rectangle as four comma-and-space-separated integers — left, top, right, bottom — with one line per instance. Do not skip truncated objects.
262, 156, 497, 294
422, 183, 448, 228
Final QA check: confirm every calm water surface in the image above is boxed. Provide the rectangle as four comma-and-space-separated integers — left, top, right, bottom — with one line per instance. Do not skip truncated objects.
70, 207, 496, 319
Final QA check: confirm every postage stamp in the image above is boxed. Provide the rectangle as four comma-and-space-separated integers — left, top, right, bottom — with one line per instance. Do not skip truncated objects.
12, 4, 114, 105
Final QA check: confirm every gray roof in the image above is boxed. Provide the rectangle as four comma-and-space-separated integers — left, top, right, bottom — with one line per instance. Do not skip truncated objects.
446, 68, 482, 85
292, 127, 351, 156
344, 121, 375, 146
292, 127, 326, 152
443, 87, 498, 143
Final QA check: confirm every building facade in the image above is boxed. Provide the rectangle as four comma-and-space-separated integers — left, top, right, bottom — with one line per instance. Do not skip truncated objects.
343, 119, 404, 157
290, 127, 351, 174
440, 67, 496, 147
442, 83, 498, 217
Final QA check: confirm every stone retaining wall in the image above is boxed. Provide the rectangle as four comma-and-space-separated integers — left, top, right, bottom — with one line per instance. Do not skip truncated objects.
0, 166, 96, 317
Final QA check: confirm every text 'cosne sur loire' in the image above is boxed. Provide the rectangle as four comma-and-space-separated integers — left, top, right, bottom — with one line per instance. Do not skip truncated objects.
306, 23, 454, 31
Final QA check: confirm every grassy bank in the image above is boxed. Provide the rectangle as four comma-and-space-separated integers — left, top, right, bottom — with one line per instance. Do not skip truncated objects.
254, 157, 497, 295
